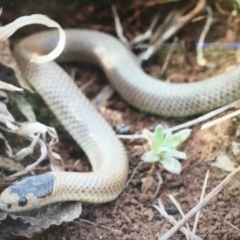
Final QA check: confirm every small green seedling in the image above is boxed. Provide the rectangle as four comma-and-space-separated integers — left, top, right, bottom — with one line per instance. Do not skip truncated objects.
142, 125, 192, 174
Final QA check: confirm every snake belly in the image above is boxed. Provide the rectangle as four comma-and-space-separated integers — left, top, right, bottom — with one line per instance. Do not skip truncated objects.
0, 29, 240, 212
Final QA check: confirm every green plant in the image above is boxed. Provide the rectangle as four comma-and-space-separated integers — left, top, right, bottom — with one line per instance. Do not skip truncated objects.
142, 125, 191, 174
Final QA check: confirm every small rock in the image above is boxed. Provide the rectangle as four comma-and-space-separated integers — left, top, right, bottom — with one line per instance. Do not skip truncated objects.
115, 220, 122, 227
144, 209, 154, 221
131, 224, 140, 233
129, 211, 135, 220
191, 167, 201, 176
86, 233, 95, 240
138, 193, 150, 203
216, 201, 226, 207
122, 212, 132, 224
113, 230, 123, 237
129, 198, 138, 205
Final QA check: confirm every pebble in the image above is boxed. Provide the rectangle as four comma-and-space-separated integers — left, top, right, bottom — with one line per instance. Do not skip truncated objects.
115, 220, 122, 227
216, 201, 226, 207
122, 212, 132, 224
144, 209, 154, 221
138, 193, 150, 203
129, 211, 135, 220
130, 198, 138, 205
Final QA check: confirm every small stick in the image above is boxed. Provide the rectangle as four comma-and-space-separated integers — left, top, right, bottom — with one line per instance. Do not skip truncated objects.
170, 99, 240, 132
80, 77, 95, 92
79, 218, 121, 232
111, 5, 128, 44
92, 85, 115, 106
118, 99, 240, 140
191, 170, 209, 240
223, 219, 239, 231
168, 194, 190, 240
125, 161, 144, 187
118, 134, 144, 139
153, 170, 163, 198
201, 108, 240, 130
196, 6, 213, 66
160, 37, 178, 76
153, 199, 203, 240
139, 0, 206, 62
130, 13, 160, 45
7, 136, 48, 180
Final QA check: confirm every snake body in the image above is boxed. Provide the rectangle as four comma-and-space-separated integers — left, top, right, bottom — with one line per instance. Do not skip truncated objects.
0, 29, 240, 212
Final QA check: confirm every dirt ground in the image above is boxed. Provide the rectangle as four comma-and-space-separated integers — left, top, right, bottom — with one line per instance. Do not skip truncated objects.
2, 0, 240, 239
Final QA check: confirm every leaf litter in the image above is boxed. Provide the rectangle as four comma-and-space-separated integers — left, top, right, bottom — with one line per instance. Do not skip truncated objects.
0, 14, 82, 239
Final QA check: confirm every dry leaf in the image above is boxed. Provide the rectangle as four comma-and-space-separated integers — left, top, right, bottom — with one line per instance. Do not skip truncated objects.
212, 153, 237, 172
0, 202, 82, 239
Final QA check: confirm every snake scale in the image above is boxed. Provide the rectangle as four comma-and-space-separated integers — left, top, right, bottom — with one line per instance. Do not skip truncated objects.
0, 29, 240, 212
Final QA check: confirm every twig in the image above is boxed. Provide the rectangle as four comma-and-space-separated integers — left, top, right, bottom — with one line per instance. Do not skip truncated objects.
79, 218, 121, 232
169, 99, 240, 132
191, 170, 209, 240
118, 134, 144, 139
92, 85, 115, 105
111, 4, 128, 44
159, 166, 240, 240
153, 199, 203, 240
118, 99, 240, 140
215, 1, 231, 15
224, 219, 240, 231
125, 161, 144, 187
201, 107, 240, 130
80, 77, 96, 92
196, 6, 213, 66
139, 0, 206, 62
153, 170, 163, 198
130, 13, 160, 45
160, 37, 178, 76
151, 0, 195, 46
168, 195, 190, 240
7, 136, 48, 180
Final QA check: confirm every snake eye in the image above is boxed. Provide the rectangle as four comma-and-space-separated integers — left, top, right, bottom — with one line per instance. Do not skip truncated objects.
7, 204, 12, 209
19, 198, 28, 206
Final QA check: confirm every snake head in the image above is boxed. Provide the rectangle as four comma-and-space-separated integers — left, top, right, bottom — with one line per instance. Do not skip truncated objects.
0, 173, 55, 212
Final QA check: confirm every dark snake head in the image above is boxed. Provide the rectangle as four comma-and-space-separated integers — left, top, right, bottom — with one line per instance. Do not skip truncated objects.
0, 174, 55, 212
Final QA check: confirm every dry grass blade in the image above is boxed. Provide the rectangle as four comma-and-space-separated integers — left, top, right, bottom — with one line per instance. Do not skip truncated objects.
139, 0, 206, 61
153, 170, 163, 198
118, 98, 240, 141
191, 170, 209, 240
10, 93, 36, 122
0, 81, 23, 92
197, 5, 213, 66
169, 99, 240, 132
0, 117, 61, 179
125, 161, 144, 187
92, 85, 114, 105
153, 199, 203, 240
111, 4, 128, 44
0, 14, 65, 63
79, 218, 122, 232
168, 195, 190, 240
130, 13, 160, 45
201, 108, 240, 129
0, 102, 14, 121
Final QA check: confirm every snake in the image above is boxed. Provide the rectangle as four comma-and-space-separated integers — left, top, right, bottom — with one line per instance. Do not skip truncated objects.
0, 29, 240, 212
